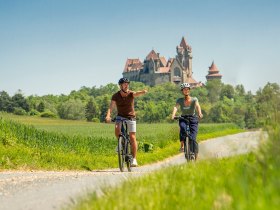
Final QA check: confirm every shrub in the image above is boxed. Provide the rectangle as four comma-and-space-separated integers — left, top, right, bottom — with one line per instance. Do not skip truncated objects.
13, 107, 26, 115
29, 109, 40, 116
92, 118, 100, 123
40, 111, 57, 118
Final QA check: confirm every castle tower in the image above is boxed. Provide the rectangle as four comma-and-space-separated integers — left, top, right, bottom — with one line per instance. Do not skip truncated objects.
176, 37, 194, 84
206, 61, 222, 81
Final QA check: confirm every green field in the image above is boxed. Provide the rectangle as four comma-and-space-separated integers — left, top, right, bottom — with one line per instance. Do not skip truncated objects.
0, 112, 243, 170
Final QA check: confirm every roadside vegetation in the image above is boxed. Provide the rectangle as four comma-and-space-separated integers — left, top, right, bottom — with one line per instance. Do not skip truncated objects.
74, 117, 280, 210
0, 114, 242, 170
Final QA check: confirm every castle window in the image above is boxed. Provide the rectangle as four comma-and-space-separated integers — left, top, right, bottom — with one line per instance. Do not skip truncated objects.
174, 67, 181, 77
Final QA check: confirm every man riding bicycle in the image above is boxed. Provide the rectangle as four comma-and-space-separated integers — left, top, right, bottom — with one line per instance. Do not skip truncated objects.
105, 77, 147, 167
171, 83, 203, 160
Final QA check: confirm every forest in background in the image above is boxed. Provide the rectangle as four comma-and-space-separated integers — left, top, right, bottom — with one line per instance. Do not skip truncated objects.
0, 80, 279, 128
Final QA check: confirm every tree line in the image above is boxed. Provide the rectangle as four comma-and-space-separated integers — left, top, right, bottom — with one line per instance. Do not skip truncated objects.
0, 80, 279, 128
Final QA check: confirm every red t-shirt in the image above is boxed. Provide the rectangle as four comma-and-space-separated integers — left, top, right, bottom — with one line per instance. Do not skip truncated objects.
112, 91, 135, 118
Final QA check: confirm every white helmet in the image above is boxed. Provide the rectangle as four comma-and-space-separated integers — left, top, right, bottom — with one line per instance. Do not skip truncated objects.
180, 83, 191, 90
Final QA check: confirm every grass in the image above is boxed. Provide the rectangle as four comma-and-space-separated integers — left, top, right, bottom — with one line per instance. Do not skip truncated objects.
74, 125, 280, 210
0, 112, 243, 170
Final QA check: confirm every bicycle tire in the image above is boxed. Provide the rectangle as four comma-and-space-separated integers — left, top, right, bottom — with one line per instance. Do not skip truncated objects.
184, 136, 190, 161
118, 136, 125, 172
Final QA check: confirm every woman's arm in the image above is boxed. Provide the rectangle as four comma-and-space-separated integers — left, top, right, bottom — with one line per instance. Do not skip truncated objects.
171, 104, 180, 119
195, 100, 203, 119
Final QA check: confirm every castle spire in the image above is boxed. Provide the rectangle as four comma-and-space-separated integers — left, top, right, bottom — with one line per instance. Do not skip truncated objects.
180, 37, 188, 49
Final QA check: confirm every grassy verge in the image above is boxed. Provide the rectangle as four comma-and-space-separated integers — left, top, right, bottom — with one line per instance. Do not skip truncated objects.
0, 113, 243, 170
75, 125, 279, 210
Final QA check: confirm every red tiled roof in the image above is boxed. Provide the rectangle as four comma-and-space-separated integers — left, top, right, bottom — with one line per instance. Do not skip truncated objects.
158, 67, 170, 73
208, 61, 219, 72
186, 77, 198, 84
123, 58, 142, 72
146, 49, 159, 60
159, 57, 167, 66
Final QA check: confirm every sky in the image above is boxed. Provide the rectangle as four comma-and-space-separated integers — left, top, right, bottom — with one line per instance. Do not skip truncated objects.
0, 0, 279, 96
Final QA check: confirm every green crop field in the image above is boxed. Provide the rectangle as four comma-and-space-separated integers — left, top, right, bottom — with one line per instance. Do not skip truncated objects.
0, 112, 243, 170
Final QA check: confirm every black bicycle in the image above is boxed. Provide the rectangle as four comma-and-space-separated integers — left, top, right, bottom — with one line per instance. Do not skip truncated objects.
174, 116, 195, 162
112, 118, 133, 172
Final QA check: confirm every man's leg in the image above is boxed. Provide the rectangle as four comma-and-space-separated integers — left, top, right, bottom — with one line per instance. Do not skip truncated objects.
129, 132, 137, 158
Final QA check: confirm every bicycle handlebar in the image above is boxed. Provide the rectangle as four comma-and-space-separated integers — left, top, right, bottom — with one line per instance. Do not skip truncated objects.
174, 115, 195, 120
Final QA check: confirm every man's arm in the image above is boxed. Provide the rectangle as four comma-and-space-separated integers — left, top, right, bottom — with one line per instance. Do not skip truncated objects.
133, 90, 148, 97
105, 100, 116, 123
195, 100, 203, 119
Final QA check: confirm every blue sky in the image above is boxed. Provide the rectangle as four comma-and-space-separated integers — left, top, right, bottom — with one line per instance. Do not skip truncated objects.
0, 0, 279, 96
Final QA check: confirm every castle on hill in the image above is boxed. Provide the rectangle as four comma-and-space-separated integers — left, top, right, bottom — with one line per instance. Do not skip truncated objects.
122, 37, 222, 87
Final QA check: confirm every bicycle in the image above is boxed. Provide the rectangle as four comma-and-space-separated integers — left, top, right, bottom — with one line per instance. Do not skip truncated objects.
174, 115, 196, 162
112, 118, 133, 172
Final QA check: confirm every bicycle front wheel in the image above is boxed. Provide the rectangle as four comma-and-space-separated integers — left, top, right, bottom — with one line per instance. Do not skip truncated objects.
118, 136, 125, 172
184, 137, 190, 161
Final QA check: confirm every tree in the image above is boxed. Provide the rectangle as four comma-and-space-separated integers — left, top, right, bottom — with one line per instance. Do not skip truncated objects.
208, 97, 234, 123
256, 82, 280, 123
235, 84, 245, 97
98, 95, 111, 122
205, 79, 222, 104
245, 106, 258, 128
12, 91, 30, 112
191, 86, 209, 104
58, 99, 85, 120
220, 84, 235, 100
85, 98, 99, 122
0, 91, 13, 112
37, 101, 45, 112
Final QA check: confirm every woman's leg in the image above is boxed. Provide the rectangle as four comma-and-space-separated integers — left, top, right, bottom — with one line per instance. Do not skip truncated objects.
179, 119, 187, 150
189, 117, 198, 155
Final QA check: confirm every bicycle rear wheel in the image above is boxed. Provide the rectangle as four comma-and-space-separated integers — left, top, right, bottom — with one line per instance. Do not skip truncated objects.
118, 136, 125, 172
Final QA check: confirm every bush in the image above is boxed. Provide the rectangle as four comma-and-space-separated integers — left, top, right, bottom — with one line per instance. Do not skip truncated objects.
13, 107, 26, 115
29, 109, 40, 116
138, 141, 154, 152
92, 118, 100, 123
40, 111, 57, 118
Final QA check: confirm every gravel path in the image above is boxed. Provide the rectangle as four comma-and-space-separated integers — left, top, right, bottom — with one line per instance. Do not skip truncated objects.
0, 130, 267, 210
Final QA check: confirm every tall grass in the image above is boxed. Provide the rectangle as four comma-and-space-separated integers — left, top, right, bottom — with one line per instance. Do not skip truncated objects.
74, 122, 280, 209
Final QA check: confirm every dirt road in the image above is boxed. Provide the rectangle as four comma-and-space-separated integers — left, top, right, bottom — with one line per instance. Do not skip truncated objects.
0, 131, 267, 210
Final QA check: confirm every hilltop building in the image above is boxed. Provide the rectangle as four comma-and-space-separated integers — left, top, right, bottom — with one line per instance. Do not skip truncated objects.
122, 37, 203, 87
206, 61, 223, 81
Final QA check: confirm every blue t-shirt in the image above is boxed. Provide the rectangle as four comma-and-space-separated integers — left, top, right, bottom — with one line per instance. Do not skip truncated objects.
176, 97, 198, 116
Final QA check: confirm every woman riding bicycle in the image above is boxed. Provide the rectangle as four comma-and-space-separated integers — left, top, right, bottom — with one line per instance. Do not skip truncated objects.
171, 83, 203, 160
105, 77, 147, 167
